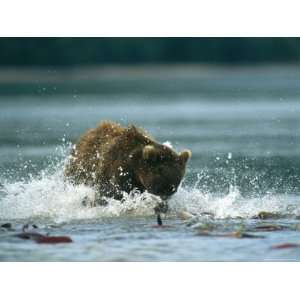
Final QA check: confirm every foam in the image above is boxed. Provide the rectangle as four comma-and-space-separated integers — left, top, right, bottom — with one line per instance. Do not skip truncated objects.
170, 185, 300, 219
1, 153, 300, 223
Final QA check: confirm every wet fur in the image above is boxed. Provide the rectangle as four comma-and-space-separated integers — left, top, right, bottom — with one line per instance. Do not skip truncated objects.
65, 121, 190, 201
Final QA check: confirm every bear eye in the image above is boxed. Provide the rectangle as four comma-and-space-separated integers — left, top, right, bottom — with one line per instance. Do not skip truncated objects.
147, 153, 164, 164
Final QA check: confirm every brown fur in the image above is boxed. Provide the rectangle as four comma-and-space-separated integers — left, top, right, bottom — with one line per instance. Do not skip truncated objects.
65, 121, 191, 200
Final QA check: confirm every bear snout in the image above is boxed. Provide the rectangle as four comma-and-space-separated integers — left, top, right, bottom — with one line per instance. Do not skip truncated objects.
149, 182, 178, 197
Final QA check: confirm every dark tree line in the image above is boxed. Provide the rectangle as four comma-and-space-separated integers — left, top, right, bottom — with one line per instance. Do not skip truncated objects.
1, 38, 300, 66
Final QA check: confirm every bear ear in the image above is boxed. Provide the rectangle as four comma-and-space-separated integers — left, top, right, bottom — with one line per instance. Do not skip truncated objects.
127, 124, 139, 134
143, 145, 157, 160
180, 149, 192, 163
127, 125, 147, 139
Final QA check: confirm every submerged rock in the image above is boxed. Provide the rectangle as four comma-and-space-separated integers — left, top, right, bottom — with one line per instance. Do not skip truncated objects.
192, 222, 217, 231
178, 210, 195, 220
254, 211, 284, 220
1, 223, 13, 230
196, 230, 265, 239
232, 231, 265, 239
151, 224, 174, 228
254, 224, 289, 232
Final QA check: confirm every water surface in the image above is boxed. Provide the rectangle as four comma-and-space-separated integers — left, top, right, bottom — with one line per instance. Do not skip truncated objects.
1, 65, 300, 261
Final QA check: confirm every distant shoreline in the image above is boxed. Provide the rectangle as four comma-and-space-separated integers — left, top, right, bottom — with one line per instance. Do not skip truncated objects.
0, 63, 299, 84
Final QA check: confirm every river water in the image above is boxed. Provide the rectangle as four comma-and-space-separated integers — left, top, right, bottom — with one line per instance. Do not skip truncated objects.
1, 65, 300, 261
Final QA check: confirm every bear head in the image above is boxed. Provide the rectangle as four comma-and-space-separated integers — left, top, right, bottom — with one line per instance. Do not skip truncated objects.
134, 143, 192, 199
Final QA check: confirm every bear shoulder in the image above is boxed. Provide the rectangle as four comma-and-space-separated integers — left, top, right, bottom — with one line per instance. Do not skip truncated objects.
73, 121, 124, 154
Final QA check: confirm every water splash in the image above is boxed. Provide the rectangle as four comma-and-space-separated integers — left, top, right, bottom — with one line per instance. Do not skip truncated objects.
0, 166, 163, 223
170, 185, 300, 219
1, 152, 300, 223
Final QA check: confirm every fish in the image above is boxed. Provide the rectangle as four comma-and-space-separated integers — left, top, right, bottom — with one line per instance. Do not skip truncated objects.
15, 224, 73, 244
271, 243, 300, 249
157, 214, 162, 226
16, 232, 73, 244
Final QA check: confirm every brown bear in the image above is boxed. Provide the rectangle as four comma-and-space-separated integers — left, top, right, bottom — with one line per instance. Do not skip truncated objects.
65, 121, 191, 210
